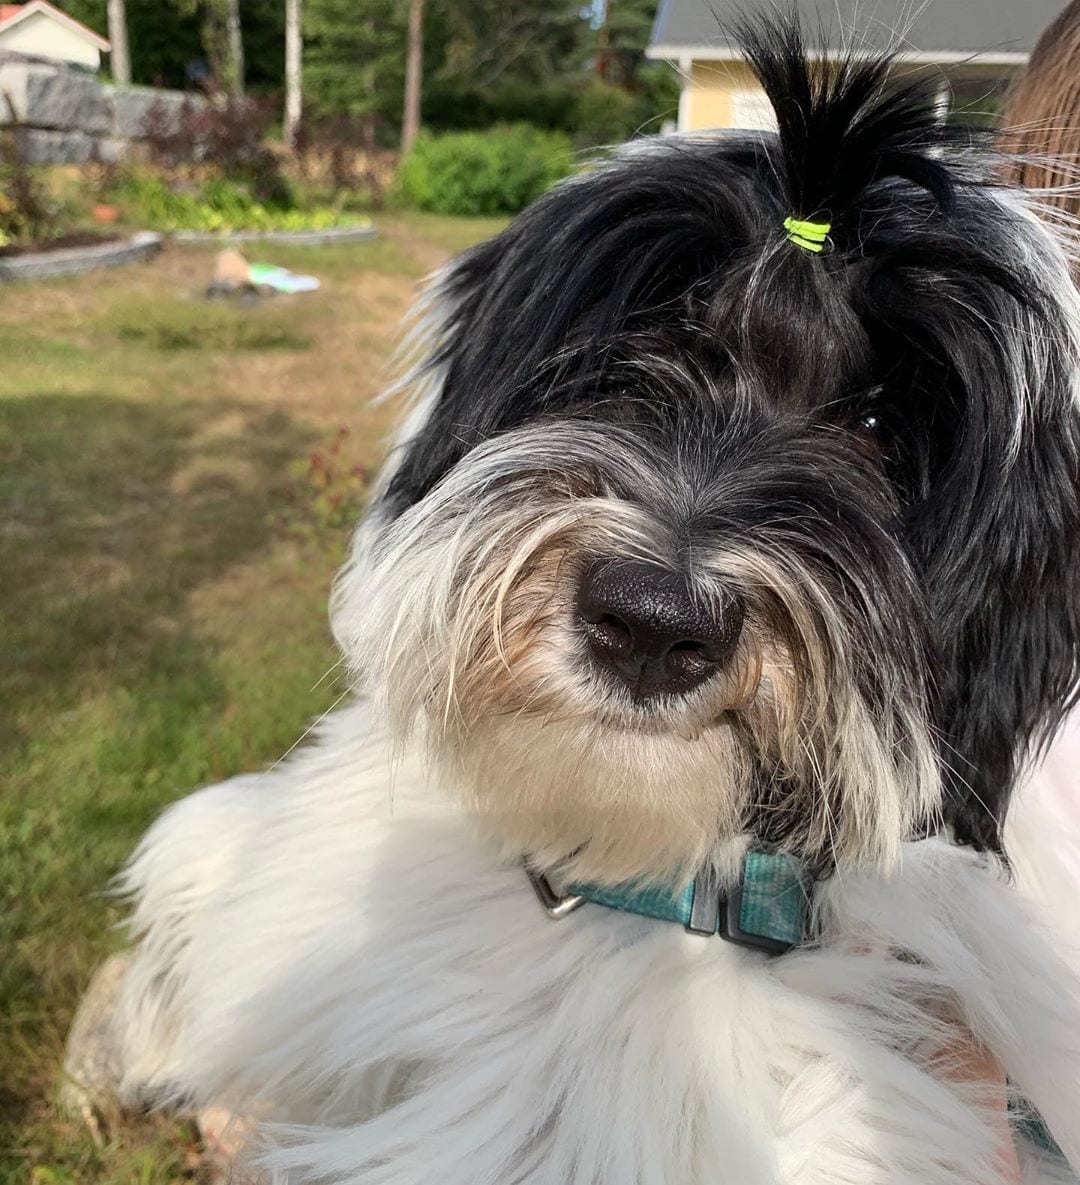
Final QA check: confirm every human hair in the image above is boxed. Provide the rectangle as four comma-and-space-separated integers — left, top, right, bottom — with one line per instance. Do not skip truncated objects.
1001, 0, 1080, 219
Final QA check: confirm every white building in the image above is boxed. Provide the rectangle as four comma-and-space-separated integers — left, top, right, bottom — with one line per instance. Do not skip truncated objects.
0, 1, 109, 71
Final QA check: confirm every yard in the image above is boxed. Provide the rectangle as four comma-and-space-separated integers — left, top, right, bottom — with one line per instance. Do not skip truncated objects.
0, 212, 506, 1185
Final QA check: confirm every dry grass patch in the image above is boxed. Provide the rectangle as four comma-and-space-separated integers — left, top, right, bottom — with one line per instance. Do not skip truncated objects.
0, 211, 506, 1185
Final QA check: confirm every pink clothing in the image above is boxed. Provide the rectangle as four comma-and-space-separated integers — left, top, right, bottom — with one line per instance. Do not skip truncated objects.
1022, 711, 1080, 883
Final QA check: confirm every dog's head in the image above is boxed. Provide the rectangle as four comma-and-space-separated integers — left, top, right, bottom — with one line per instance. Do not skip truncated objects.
334, 19, 1080, 885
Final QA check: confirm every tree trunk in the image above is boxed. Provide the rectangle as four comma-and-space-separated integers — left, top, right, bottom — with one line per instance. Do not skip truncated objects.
284, 0, 303, 150
402, 0, 424, 154
106, 0, 130, 85
225, 0, 244, 96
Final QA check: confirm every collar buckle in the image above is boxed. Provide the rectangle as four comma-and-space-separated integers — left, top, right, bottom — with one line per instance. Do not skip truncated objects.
525, 852, 809, 956
525, 864, 586, 919
717, 881, 799, 955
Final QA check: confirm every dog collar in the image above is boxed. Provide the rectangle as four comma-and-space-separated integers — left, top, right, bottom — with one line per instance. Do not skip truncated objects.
527, 855, 1065, 1156
526, 851, 811, 955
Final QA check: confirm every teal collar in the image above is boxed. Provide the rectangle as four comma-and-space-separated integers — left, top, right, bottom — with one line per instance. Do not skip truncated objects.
526, 851, 811, 955
528, 852, 1065, 1159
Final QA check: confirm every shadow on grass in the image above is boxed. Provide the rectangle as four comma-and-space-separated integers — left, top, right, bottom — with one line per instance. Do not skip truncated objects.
0, 391, 316, 756
0, 391, 322, 1172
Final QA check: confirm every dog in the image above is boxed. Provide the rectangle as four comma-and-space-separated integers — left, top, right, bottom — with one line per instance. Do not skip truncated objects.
66, 17, 1080, 1185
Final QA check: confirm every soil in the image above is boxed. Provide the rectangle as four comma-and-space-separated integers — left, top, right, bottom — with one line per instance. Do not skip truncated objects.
0, 231, 121, 258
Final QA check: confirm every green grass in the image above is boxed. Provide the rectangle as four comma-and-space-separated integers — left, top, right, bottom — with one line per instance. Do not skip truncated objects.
114, 305, 314, 352
0, 210, 505, 1184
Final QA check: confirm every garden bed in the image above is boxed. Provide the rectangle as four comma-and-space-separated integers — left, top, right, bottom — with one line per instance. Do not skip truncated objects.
170, 223, 377, 247
0, 231, 120, 258
0, 230, 162, 281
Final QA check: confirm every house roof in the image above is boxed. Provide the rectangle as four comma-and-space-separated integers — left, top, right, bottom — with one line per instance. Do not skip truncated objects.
648, 0, 1069, 65
0, 1, 110, 52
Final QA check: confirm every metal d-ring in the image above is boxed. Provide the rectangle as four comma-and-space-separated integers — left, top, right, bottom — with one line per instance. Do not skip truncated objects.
524, 862, 586, 919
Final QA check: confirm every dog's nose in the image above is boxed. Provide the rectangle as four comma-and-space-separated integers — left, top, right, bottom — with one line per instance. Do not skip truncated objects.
577, 559, 745, 699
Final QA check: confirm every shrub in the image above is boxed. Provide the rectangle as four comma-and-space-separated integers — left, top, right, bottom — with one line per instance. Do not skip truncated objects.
292, 111, 393, 208
278, 427, 371, 540
421, 79, 580, 134
572, 79, 651, 148
0, 132, 61, 246
142, 95, 292, 206
105, 168, 358, 233
397, 125, 573, 217
119, 96, 381, 232
570, 70, 680, 148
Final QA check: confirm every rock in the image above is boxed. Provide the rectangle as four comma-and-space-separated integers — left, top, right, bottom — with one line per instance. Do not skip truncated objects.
0, 61, 109, 133
94, 136, 128, 164
104, 84, 203, 141
16, 127, 96, 164
0, 61, 204, 158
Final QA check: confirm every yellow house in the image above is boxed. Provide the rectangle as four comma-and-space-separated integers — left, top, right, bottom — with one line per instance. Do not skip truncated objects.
647, 0, 1067, 132
0, 0, 109, 71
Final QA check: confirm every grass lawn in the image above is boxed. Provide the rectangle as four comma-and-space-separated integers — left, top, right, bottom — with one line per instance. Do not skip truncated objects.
0, 211, 506, 1184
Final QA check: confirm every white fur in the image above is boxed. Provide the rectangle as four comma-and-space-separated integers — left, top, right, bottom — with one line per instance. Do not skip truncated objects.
110, 701, 1080, 1185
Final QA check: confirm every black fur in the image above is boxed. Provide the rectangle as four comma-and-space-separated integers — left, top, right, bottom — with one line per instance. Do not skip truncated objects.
384, 16, 1080, 856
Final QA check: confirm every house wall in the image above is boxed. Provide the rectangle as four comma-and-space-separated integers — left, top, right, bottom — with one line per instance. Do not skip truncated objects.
0, 10, 100, 70
678, 57, 1020, 133
681, 61, 777, 132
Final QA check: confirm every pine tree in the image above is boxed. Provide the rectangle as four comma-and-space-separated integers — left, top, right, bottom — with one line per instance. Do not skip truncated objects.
304, 0, 406, 122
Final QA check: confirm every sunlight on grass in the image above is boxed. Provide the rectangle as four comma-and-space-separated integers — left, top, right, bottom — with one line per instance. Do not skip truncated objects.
114, 303, 314, 352
0, 214, 502, 1184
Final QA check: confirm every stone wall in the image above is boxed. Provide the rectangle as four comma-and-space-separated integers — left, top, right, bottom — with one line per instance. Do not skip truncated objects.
0, 53, 204, 163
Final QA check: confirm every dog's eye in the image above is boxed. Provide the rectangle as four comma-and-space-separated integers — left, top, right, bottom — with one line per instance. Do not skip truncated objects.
850, 412, 889, 461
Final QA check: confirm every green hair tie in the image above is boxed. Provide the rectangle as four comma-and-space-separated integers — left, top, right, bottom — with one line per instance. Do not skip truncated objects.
783, 216, 831, 254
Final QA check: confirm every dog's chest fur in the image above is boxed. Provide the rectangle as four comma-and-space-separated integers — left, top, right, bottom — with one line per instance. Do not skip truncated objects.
115, 704, 1080, 1185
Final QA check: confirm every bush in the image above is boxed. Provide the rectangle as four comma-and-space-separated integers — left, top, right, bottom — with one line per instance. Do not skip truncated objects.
105, 168, 358, 233
570, 70, 680, 148
397, 125, 573, 217
142, 95, 292, 206
117, 96, 378, 233
572, 80, 651, 148
292, 111, 394, 208
0, 132, 63, 246
278, 427, 371, 540
421, 79, 580, 134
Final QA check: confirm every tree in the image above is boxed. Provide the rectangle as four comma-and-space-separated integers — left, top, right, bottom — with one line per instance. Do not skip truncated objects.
587, 0, 680, 135
596, 0, 679, 92
106, 0, 130, 84
401, 0, 424, 153
156, 0, 245, 94
304, 0, 405, 123
58, 0, 203, 87
284, 0, 302, 149
223, 0, 244, 95
239, 0, 287, 94
434, 0, 585, 89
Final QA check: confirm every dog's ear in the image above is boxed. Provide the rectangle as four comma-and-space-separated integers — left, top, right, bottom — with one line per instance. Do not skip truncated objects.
378, 236, 510, 517
938, 428, 1080, 850
916, 232, 1080, 851
737, 12, 1080, 850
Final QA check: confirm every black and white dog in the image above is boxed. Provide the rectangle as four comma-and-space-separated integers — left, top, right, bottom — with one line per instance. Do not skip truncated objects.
69, 18, 1080, 1184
